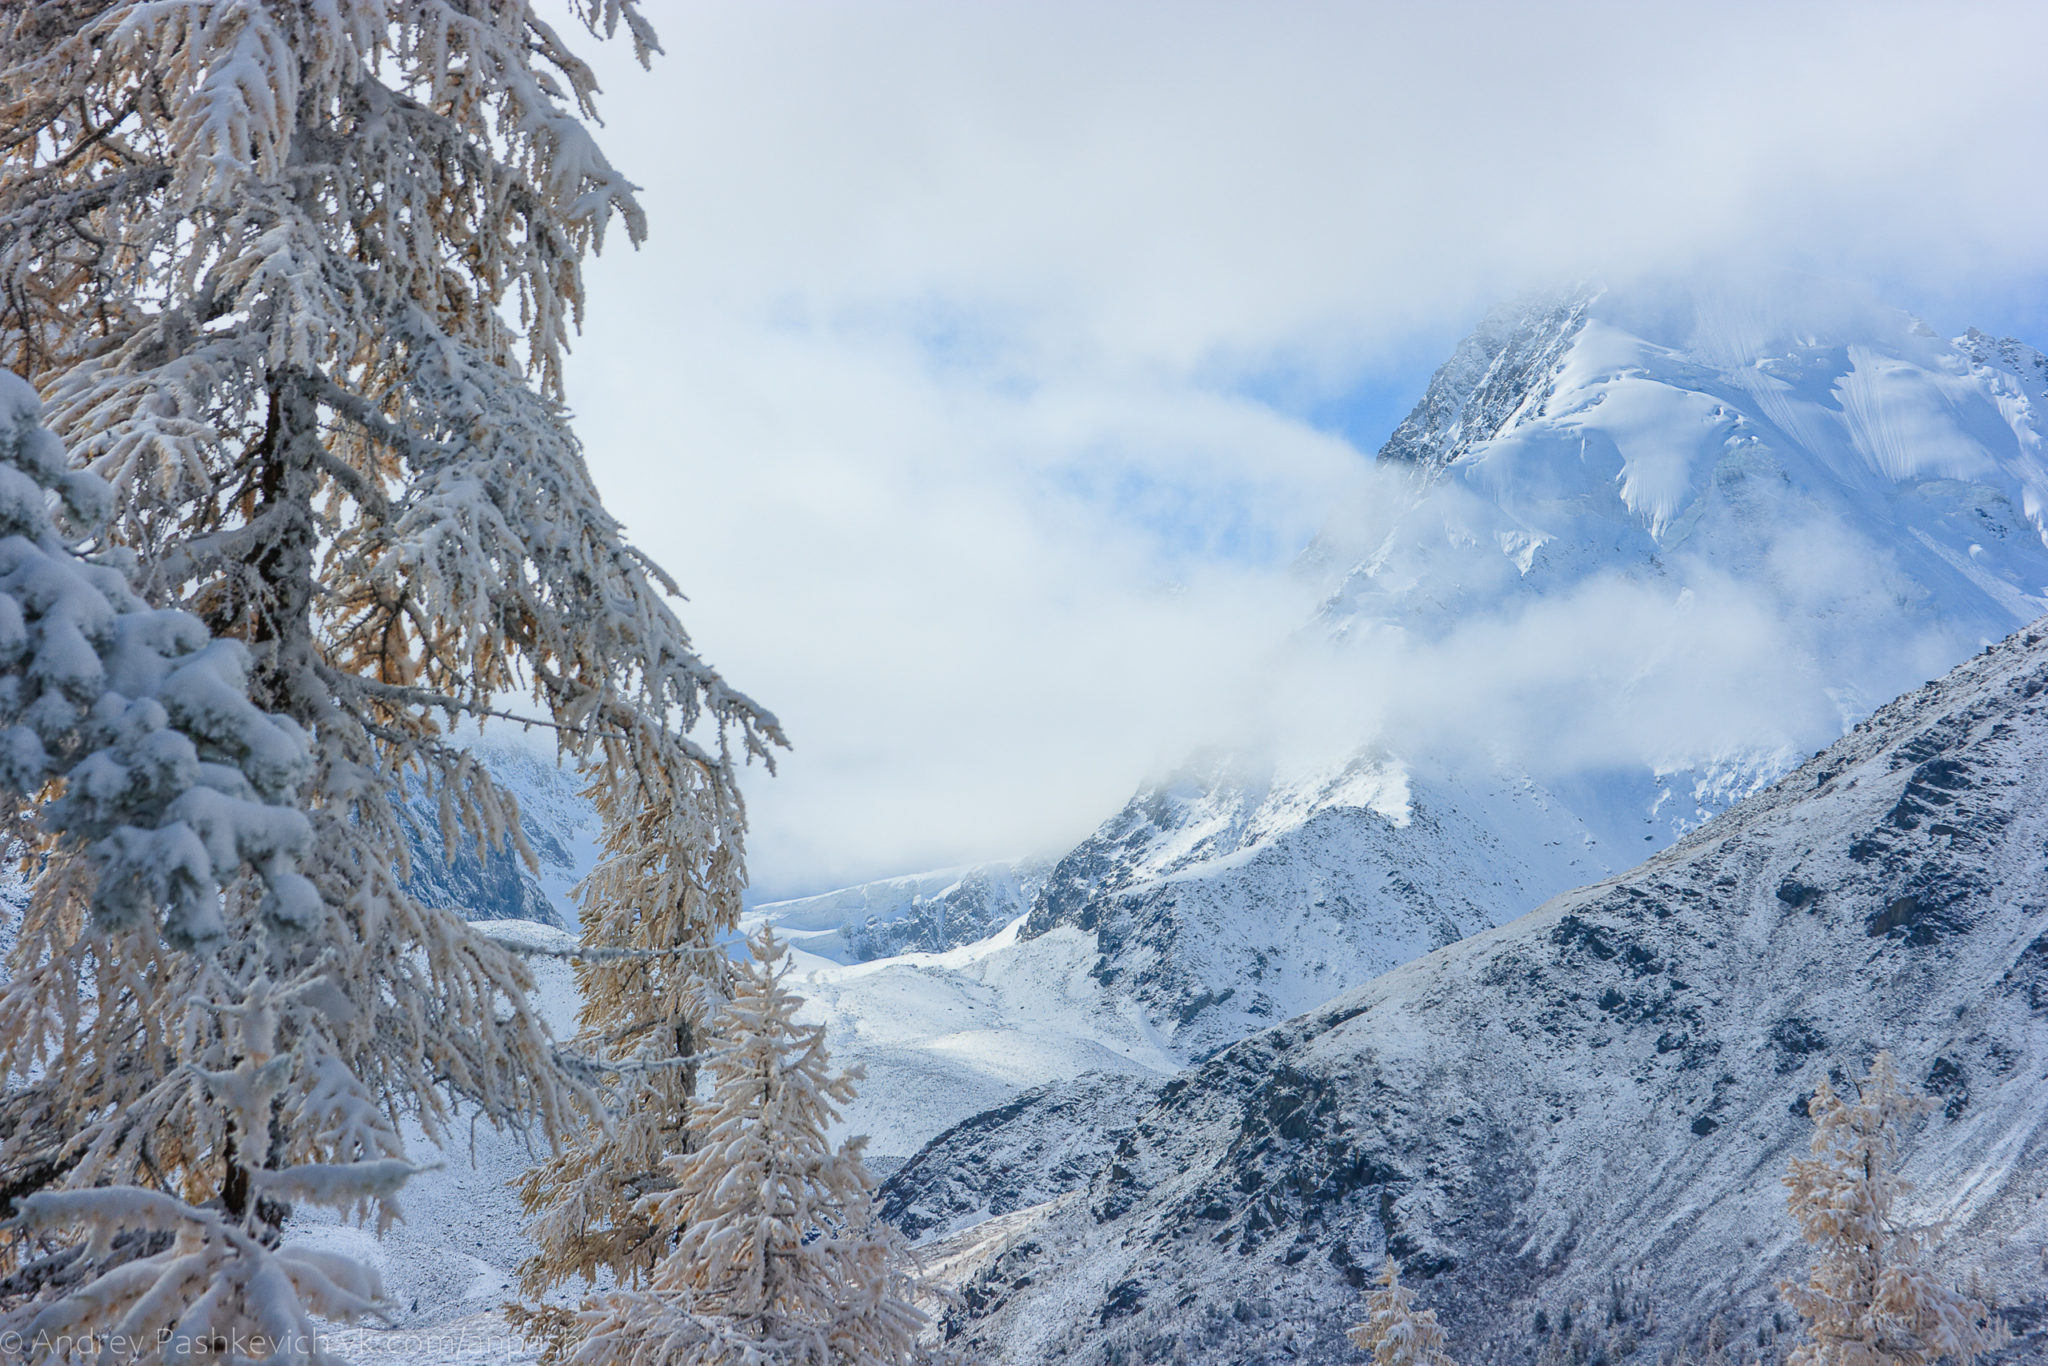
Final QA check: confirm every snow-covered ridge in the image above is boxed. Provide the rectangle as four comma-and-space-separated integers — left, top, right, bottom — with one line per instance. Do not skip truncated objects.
746, 856, 1052, 963
1322, 283, 2048, 639
926, 617, 2048, 1364
1014, 753, 1614, 1056
1373, 291, 1592, 478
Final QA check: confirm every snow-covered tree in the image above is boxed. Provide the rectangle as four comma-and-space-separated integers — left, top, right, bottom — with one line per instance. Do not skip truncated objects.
566, 928, 927, 1366
0, 0, 783, 1354
1349, 1257, 1457, 1366
1779, 1052, 2007, 1366
513, 772, 753, 1352
0, 373, 398, 1359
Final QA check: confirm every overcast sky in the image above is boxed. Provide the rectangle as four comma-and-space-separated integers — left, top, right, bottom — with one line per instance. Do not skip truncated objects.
549, 1, 2048, 900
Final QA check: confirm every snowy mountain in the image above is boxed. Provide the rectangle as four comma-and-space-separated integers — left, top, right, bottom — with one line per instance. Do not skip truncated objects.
1010, 753, 1613, 1057
1004, 280, 2048, 1060
627, 281, 2048, 1167
397, 284, 2048, 1166
334, 283, 2048, 1362
1323, 285, 2048, 670
916, 617, 2048, 1365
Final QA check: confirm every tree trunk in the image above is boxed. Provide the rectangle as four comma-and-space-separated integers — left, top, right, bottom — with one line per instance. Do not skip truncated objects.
220, 371, 324, 728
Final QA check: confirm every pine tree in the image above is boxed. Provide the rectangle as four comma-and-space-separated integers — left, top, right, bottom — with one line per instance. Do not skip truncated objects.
1349, 1257, 1457, 1366
568, 928, 928, 1366
1779, 1052, 2007, 1366
0, 0, 782, 1353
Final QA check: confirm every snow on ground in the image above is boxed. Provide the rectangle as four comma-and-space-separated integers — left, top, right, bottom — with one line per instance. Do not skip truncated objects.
318, 1313, 538, 1366
289, 948, 582, 1361
471, 918, 581, 956
314, 911, 1162, 1361
771, 917, 1182, 1164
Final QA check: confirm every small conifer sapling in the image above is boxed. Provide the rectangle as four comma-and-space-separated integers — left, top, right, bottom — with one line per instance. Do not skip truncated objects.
1349, 1256, 1458, 1366
1780, 1052, 2007, 1366
570, 928, 928, 1365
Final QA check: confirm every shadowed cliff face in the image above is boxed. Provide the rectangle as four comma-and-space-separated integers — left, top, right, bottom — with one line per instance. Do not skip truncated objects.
930, 621, 2048, 1366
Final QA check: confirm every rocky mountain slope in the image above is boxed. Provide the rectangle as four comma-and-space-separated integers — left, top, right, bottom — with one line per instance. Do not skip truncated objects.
399, 741, 598, 928
914, 619, 2048, 1365
879, 1071, 1162, 1242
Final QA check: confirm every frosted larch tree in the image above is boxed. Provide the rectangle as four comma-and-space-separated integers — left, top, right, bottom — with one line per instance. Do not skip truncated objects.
1780, 1052, 2007, 1366
0, 374, 397, 1358
568, 928, 928, 1366
513, 763, 757, 1356
1349, 1256, 1458, 1366
0, 0, 782, 1353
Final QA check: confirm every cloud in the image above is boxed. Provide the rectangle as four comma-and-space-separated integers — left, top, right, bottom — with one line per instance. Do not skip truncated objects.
544, 1, 2048, 895
573, 316, 1360, 894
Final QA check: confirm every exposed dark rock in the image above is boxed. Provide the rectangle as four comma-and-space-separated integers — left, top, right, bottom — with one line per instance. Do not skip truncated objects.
1769, 1018, 1828, 1071
1925, 1055, 1970, 1120
878, 1071, 1160, 1242
1776, 878, 1818, 908
1374, 291, 1593, 480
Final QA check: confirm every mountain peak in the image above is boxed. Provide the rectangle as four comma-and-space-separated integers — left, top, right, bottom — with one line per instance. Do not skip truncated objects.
1375, 288, 1594, 478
